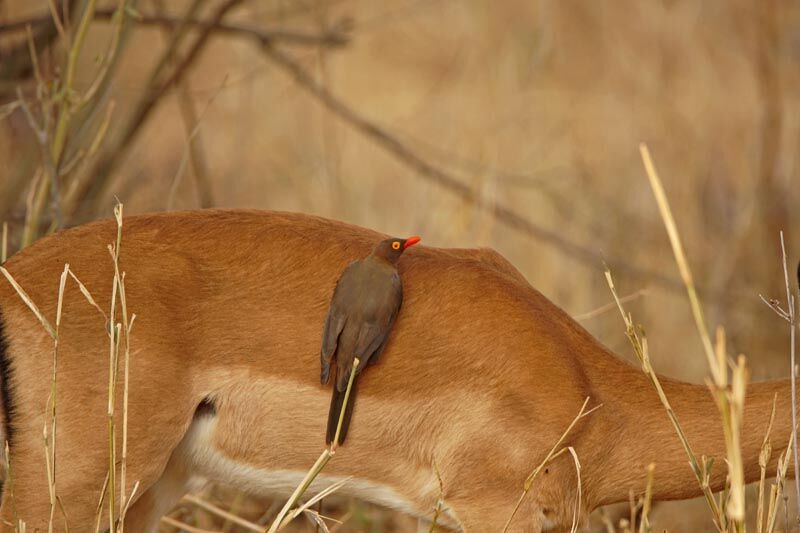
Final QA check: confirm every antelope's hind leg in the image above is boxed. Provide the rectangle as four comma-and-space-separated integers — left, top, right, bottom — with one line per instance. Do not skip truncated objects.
124, 403, 215, 532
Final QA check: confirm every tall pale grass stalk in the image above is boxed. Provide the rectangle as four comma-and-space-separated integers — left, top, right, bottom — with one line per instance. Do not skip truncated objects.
779, 233, 800, 516
266, 358, 361, 532
638, 144, 719, 383
44, 265, 70, 532
759, 232, 800, 524
638, 464, 655, 533
765, 432, 794, 533
639, 142, 753, 528
104, 203, 124, 530
566, 447, 582, 533
502, 396, 599, 532
179, 493, 263, 532
606, 268, 725, 530
0, 267, 56, 338
0, 264, 66, 531
757, 396, 778, 533
107, 204, 136, 528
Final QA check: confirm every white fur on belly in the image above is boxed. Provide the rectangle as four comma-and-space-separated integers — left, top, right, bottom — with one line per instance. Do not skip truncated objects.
179, 415, 461, 529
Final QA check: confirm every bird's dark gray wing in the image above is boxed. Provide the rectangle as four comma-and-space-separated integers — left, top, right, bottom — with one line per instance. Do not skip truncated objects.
320, 262, 359, 385
320, 308, 346, 385
369, 273, 403, 366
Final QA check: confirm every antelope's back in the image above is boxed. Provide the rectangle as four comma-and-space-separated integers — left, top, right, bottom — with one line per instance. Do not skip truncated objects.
0, 209, 593, 450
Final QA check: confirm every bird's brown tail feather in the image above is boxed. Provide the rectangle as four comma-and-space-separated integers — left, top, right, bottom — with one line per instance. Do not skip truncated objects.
326, 380, 358, 445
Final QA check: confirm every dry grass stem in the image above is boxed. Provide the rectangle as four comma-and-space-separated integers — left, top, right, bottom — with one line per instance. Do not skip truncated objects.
161, 516, 221, 533
427, 462, 445, 533
780, 233, 800, 516
757, 395, 778, 533
637, 464, 655, 533
44, 264, 70, 532
567, 447, 582, 533
574, 288, 649, 321
638, 143, 719, 383
606, 268, 725, 530
266, 358, 361, 532
0, 266, 56, 338
758, 232, 800, 521
181, 494, 262, 532
502, 396, 599, 532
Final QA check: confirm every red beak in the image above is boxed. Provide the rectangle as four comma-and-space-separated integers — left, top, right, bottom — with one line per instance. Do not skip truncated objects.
403, 236, 421, 249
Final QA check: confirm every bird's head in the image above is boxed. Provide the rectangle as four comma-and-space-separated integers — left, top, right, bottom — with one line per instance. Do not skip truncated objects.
372, 236, 421, 263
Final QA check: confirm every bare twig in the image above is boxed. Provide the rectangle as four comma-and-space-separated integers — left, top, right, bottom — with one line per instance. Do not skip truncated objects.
259, 43, 697, 295
165, 75, 227, 210
71, 0, 246, 219
0, 1, 76, 86
0, 8, 350, 48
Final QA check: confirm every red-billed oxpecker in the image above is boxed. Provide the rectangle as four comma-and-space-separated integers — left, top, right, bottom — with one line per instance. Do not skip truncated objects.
321, 235, 421, 446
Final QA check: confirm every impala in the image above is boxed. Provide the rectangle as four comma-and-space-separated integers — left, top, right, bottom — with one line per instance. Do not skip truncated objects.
0, 210, 792, 532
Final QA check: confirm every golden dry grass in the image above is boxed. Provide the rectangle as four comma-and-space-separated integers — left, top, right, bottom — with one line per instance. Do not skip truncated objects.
1, 0, 800, 530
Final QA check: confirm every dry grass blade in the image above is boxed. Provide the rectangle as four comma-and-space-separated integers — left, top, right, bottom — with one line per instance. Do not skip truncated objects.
428, 462, 445, 533
766, 431, 794, 533
567, 447, 582, 533
266, 358, 360, 532
182, 494, 263, 532
161, 516, 222, 533
502, 397, 599, 532
638, 143, 719, 383
637, 142, 757, 529
65, 270, 107, 324
0, 266, 56, 338
119, 480, 140, 524
44, 264, 70, 532
606, 269, 725, 530
93, 471, 110, 533
285, 477, 352, 524
757, 395, 778, 533
638, 464, 655, 533
779, 232, 800, 517
574, 288, 649, 321
302, 510, 330, 533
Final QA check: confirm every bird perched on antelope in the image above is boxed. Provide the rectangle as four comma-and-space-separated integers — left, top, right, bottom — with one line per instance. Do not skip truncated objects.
320, 235, 421, 446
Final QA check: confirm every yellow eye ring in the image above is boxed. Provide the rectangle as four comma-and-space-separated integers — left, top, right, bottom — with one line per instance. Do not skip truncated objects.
392, 241, 401, 250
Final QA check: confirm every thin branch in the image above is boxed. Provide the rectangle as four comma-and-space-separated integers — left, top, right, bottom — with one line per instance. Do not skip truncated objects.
259, 43, 700, 295
780, 232, 800, 519
69, 0, 246, 219
0, 9, 349, 48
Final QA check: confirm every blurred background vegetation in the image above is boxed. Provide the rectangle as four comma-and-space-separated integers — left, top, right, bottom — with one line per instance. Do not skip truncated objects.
0, 0, 799, 530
